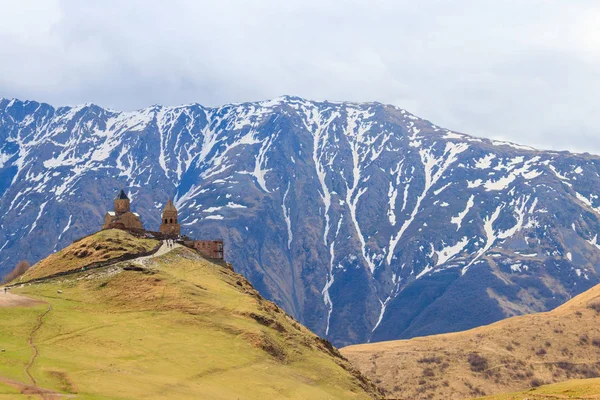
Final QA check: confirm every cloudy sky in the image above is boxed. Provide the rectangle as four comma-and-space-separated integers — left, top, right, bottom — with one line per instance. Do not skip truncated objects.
1, 0, 599, 154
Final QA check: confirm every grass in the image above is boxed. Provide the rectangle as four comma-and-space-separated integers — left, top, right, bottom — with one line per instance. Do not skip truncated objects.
17, 229, 158, 282
479, 378, 600, 399
0, 230, 380, 399
0, 305, 46, 383
342, 282, 600, 400
0, 381, 21, 395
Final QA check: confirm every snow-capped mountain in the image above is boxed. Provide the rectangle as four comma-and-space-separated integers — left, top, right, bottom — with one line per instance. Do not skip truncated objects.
1, 96, 600, 346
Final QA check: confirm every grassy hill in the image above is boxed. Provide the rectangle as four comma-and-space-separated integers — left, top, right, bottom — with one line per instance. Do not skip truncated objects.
341, 283, 600, 400
0, 230, 381, 399
18, 229, 159, 282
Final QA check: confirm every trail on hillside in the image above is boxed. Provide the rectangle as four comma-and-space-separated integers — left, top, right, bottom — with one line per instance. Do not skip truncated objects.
7, 240, 179, 288
25, 305, 52, 386
0, 241, 180, 398
132, 241, 181, 266
0, 375, 71, 399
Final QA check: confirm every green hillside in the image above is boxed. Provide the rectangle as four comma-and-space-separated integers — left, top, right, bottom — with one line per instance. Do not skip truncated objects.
0, 230, 380, 399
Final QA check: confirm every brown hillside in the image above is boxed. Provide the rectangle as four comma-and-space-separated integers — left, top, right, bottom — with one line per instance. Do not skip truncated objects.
16, 229, 158, 282
481, 377, 600, 399
341, 284, 600, 400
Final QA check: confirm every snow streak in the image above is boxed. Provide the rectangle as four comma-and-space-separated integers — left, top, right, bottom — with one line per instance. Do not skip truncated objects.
386, 142, 468, 265
282, 182, 293, 249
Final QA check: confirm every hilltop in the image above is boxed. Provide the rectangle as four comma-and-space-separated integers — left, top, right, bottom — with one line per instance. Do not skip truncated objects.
341, 282, 600, 400
17, 229, 159, 282
0, 230, 381, 399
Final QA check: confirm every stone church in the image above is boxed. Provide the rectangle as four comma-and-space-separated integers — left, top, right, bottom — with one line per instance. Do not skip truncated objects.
101, 189, 223, 259
102, 190, 144, 230
102, 190, 181, 237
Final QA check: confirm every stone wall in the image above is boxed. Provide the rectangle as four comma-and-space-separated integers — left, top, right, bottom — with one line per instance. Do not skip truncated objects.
184, 240, 224, 259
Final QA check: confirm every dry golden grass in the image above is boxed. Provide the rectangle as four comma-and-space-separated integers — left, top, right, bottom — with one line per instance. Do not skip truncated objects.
480, 377, 600, 399
342, 284, 600, 400
18, 229, 158, 282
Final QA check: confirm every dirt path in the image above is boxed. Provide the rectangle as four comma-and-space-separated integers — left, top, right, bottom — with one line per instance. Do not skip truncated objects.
0, 375, 73, 399
0, 291, 45, 308
132, 240, 181, 266
25, 305, 52, 387
3, 240, 181, 290
0, 304, 65, 398
0, 291, 59, 397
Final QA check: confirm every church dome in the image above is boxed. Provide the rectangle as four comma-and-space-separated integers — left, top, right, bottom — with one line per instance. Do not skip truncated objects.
115, 189, 129, 200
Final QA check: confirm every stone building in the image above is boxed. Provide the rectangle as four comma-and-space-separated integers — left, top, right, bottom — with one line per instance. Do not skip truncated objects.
184, 240, 224, 259
160, 199, 180, 237
100, 190, 224, 260
101, 190, 144, 231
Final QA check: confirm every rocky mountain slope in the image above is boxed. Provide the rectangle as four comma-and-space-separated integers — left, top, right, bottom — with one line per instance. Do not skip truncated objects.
0, 230, 380, 399
1, 96, 600, 346
342, 282, 600, 399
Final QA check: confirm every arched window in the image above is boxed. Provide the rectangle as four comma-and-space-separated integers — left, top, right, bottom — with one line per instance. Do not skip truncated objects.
170, 218, 173, 223
164, 219, 168, 224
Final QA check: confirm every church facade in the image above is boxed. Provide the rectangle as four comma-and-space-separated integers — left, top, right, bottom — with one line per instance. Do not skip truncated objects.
102, 190, 144, 231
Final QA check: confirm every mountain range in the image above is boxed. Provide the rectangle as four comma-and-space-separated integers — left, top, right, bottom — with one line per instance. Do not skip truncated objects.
1, 95, 600, 346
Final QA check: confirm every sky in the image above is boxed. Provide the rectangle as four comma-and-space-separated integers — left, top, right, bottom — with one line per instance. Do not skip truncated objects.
0, 0, 599, 154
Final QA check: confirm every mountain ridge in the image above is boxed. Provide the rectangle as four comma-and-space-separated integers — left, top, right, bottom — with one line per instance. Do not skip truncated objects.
2, 95, 600, 346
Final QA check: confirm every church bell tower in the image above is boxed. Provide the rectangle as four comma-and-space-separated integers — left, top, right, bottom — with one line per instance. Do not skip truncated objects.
160, 199, 180, 237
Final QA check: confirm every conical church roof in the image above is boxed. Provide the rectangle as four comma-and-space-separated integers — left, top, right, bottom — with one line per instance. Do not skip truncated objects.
163, 199, 177, 212
115, 189, 129, 200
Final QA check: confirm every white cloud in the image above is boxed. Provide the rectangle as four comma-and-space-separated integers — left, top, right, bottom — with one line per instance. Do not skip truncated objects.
0, 0, 599, 154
